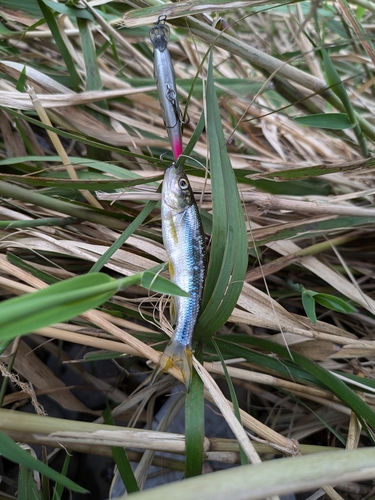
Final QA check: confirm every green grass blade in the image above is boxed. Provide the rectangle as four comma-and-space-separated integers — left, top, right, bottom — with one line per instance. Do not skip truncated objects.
36, 0, 81, 91
195, 51, 248, 338
321, 48, 367, 156
283, 391, 346, 446
52, 453, 71, 500
212, 338, 248, 465
0, 431, 88, 493
90, 192, 160, 273
185, 344, 205, 478
77, 16, 111, 160
218, 335, 375, 431
175, 111, 205, 169
103, 408, 140, 493
293, 113, 353, 129
18, 465, 43, 500
0, 271, 189, 341
0, 273, 118, 340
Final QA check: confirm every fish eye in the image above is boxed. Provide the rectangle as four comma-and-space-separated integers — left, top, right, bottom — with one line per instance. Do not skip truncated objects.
179, 178, 189, 190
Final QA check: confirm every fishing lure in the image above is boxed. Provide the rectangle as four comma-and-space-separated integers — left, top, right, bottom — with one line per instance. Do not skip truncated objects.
149, 16, 184, 160
154, 163, 206, 389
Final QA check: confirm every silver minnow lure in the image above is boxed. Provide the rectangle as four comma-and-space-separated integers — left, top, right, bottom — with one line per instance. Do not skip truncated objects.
149, 16, 183, 160
154, 163, 206, 389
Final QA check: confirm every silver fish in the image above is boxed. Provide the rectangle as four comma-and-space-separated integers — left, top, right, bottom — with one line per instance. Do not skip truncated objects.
149, 16, 184, 160
154, 163, 206, 388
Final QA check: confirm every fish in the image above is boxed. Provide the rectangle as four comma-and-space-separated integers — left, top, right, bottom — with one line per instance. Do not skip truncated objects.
150, 16, 184, 160
154, 162, 206, 389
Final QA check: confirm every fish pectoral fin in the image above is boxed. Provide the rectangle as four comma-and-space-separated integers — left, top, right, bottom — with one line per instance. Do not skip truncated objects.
151, 340, 192, 390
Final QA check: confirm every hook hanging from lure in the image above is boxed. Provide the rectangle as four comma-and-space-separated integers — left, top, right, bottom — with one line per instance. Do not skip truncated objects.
149, 15, 184, 160
152, 162, 206, 390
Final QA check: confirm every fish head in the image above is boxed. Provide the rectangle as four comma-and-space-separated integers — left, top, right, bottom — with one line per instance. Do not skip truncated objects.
162, 163, 193, 212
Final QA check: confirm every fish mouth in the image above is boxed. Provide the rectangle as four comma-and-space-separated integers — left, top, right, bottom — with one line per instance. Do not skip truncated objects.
169, 162, 183, 175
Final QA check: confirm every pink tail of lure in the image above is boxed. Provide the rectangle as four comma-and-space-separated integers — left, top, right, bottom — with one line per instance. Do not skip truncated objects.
153, 163, 206, 391
149, 16, 184, 160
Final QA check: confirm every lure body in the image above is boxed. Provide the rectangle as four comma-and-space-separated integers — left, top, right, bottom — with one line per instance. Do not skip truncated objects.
155, 163, 206, 388
150, 18, 183, 159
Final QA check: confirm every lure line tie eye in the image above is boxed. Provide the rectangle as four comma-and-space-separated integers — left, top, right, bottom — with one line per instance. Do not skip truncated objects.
156, 14, 167, 25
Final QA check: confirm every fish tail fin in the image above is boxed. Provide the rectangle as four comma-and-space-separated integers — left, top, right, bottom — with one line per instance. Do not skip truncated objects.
152, 340, 192, 390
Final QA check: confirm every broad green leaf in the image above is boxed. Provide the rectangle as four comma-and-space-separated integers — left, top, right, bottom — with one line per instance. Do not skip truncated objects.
195, 51, 248, 337
314, 293, 357, 314
301, 291, 317, 323
0, 432, 87, 493
293, 113, 353, 129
